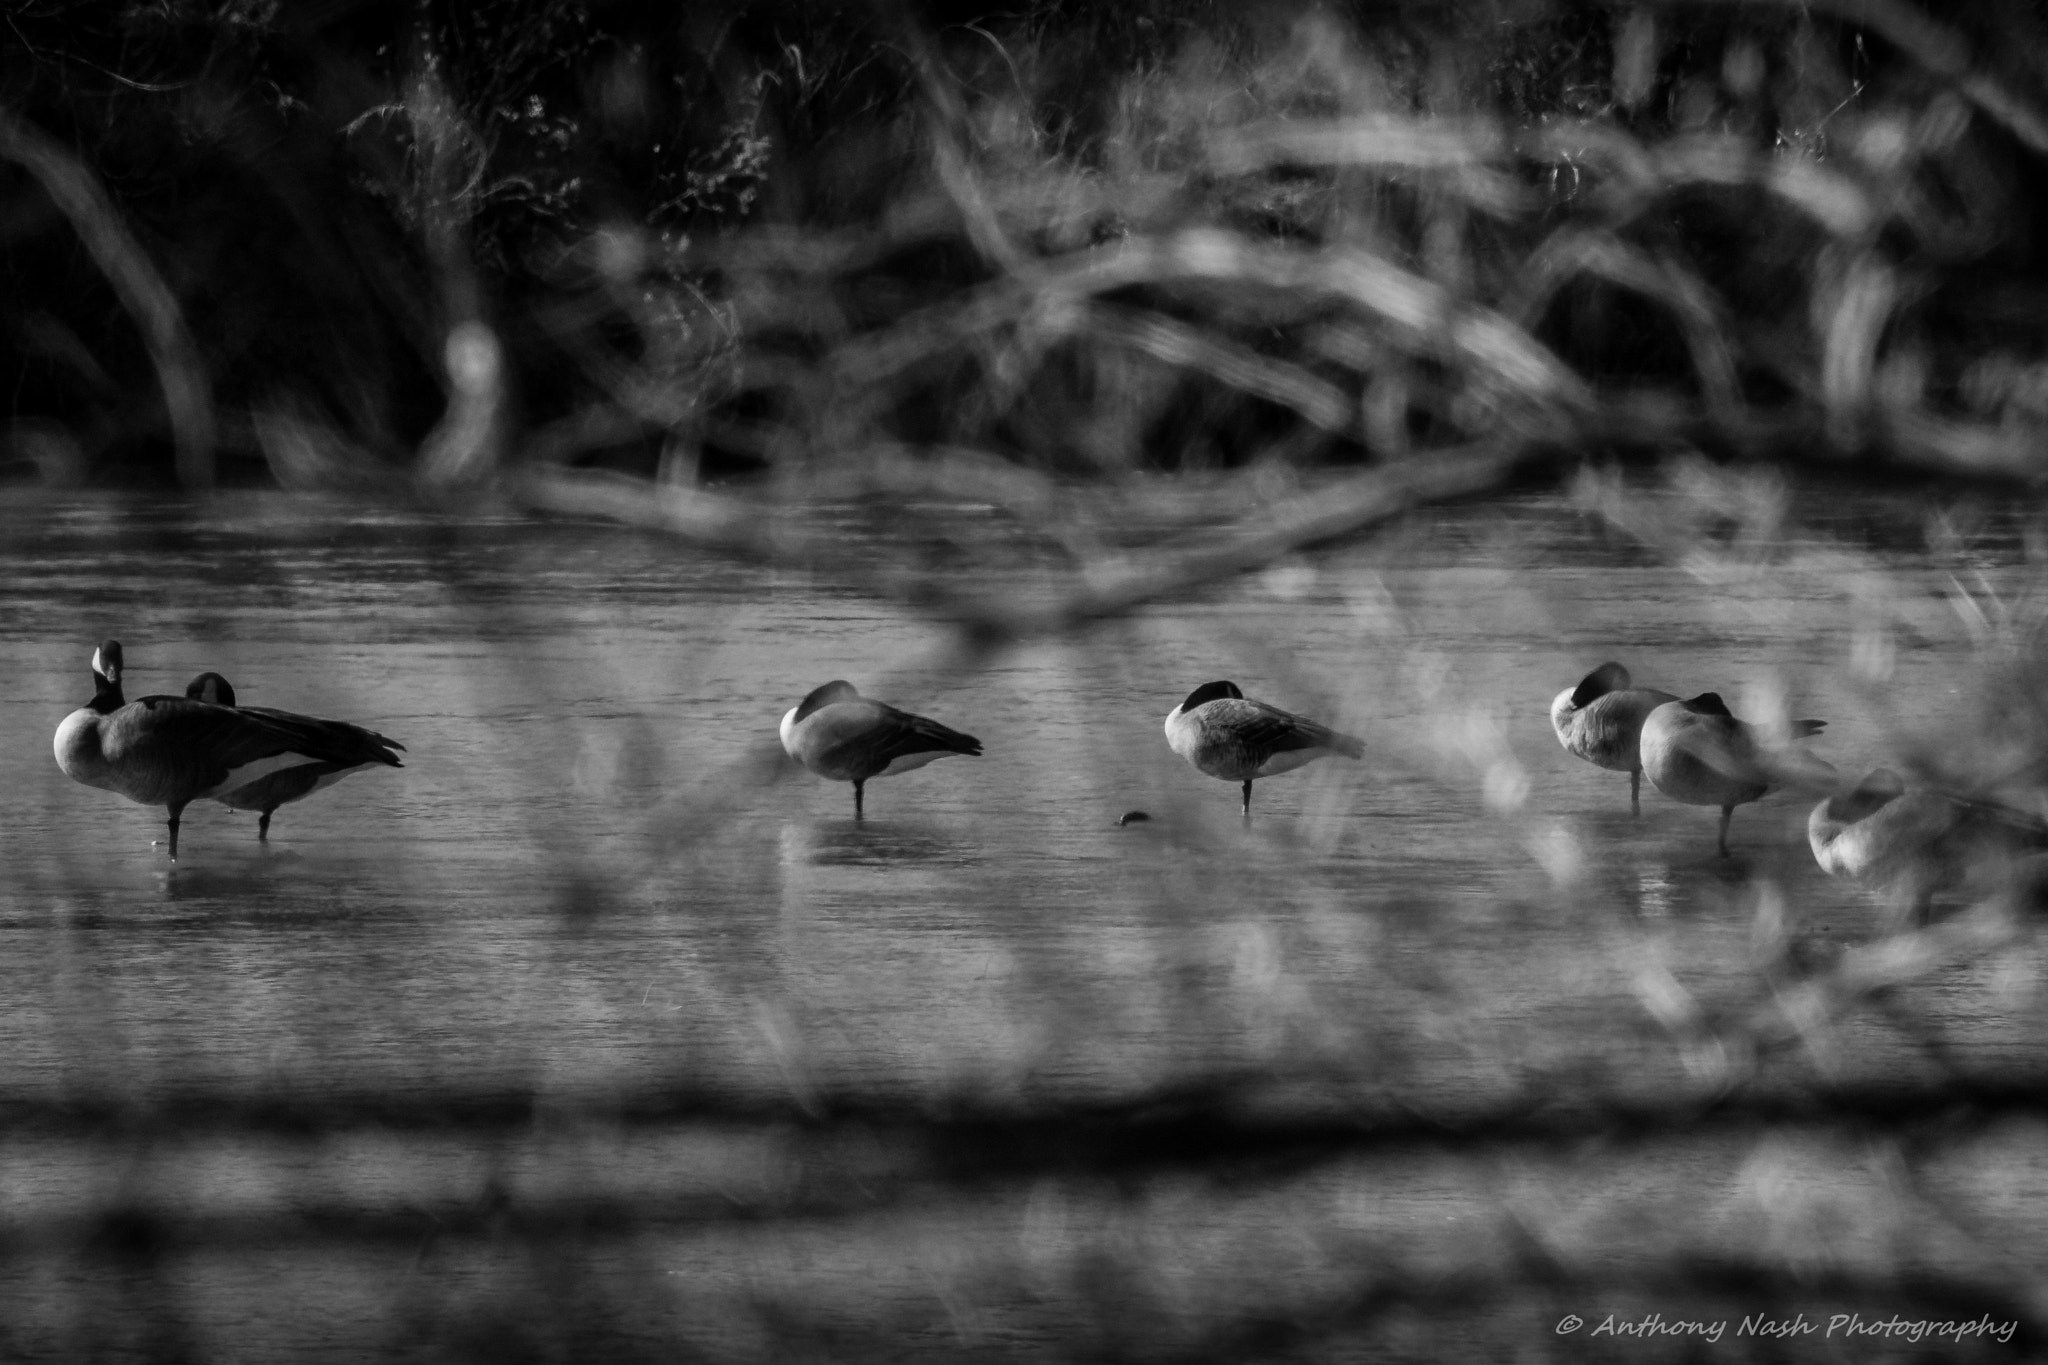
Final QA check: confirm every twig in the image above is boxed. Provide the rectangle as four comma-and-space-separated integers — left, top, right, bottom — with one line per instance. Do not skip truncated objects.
0, 108, 215, 488
517, 437, 1542, 646
1681, 0, 2048, 159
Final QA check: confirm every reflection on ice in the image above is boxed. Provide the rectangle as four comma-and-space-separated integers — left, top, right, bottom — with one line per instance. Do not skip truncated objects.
777, 819, 981, 869
3, 488, 2048, 1356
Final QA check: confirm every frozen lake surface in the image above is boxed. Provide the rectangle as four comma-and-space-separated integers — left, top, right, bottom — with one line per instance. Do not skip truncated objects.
2, 487, 2043, 1360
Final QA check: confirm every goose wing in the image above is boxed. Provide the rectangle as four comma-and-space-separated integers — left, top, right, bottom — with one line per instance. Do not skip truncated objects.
101, 697, 362, 800
1686, 720, 1767, 782
1937, 791, 2048, 852
841, 704, 982, 773
804, 701, 981, 779
1215, 699, 1363, 760
1726, 719, 1836, 792
1568, 695, 1633, 759
239, 704, 405, 767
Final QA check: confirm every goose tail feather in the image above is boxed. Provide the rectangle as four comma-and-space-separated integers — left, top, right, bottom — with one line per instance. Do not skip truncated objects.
242, 706, 405, 768
911, 716, 981, 757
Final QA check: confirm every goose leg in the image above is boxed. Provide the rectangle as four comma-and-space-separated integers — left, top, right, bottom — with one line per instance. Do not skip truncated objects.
258, 808, 273, 841
1630, 768, 1641, 816
1717, 804, 1734, 858
166, 800, 187, 861
853, 779, 865, 822
1240, 780, 1253, 820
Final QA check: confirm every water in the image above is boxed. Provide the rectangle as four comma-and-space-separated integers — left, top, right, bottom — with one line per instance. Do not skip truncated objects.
3, 486, 2045, 1359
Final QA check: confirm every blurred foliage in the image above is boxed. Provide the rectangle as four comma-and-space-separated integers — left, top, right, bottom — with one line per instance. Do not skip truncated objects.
4, 0, 2048, 489
14, 3, 2048, 1360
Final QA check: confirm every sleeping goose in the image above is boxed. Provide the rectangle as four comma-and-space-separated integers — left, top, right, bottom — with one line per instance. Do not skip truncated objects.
183, 671, 407, 841
1550, 661, 1679, 815
779, 680, 982, 819
1809, 768, 2048, 923
1164, 681, 1364, 818
1638, 691, 1829, 856
52, 640, 403, 859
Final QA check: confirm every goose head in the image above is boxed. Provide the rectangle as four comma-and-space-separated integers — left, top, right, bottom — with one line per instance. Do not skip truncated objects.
1552, 661, 1631, 739
91, 639, 123, 687
85, 639, 126, 711
185, 672, 238, 707
1680, 692, 1735, 719
1570, 662, 1631, 708
1823, 768, 1907, 824
1176, 681, 1244, 713
792, 680, 861, 723
781, 679, 863, 758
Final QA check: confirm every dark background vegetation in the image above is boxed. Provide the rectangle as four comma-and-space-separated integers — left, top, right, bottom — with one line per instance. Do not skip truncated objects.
10, 0, 2048, 493
12, 1, 2048, 1360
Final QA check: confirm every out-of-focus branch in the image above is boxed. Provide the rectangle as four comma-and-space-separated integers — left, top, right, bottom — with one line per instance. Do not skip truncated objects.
894, 15, 1025, 274
1683, 0, 2048, 158
1819, 249, 1900, 448
1081, 304, 1354, 433
0, 1198, 2037, 1351
1213, 118, 1876, 236
518, 438, 1540, 646
20, 1061, 2048, 1163
942, 441, 1539, 642
519, 466, 820, 563
1737, 900, 2034, 1060
824, 229, 1591, 424
0, 107, 215, 488
1508, 229, 1742, 420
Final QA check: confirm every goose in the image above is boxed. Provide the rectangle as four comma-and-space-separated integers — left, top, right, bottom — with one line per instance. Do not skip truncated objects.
183, 671, 407, 841
779, 680, 982, 819
1550, 661, 1679, 815
1164, 681, 1364, 818
1638, 692, 1829, 856
1809, 768, 2048, 922
52, 640, 403, 859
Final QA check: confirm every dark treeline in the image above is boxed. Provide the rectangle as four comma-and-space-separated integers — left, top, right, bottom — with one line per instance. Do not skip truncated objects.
7, 0, 2048, 487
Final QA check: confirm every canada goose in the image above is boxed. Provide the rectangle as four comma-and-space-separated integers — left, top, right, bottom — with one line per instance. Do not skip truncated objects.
1550, 661, 1679, 815
1809, 768, 2048, 922
1164, 681, 1364, 818
1638, 692, 1829, 856
183, 671, 407, 841
779, 680, 982, 819
52, 640, 403, 859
